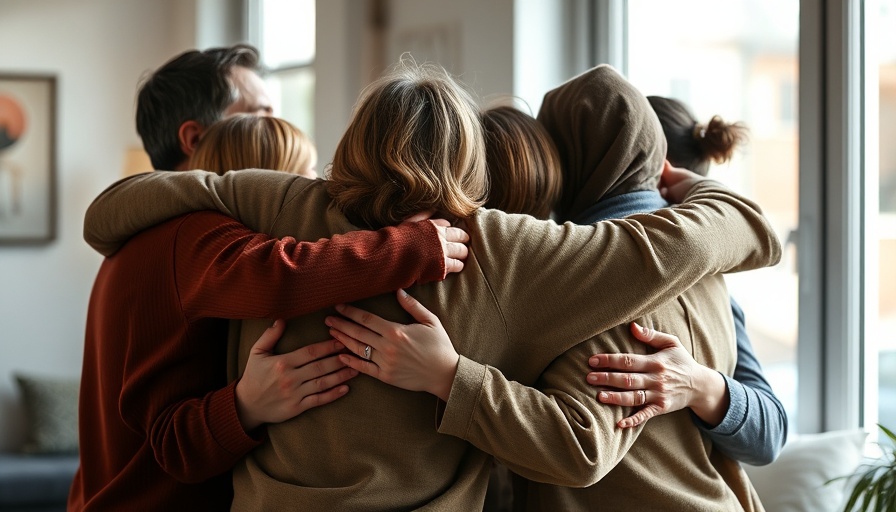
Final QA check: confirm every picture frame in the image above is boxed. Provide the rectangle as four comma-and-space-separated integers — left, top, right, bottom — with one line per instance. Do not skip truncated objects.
0, 73, 57, 244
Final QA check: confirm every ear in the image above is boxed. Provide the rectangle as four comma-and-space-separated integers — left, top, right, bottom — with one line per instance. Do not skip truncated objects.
177, 120, 204, 158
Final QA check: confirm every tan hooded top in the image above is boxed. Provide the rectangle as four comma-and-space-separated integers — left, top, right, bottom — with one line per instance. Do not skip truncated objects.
81, 66, 780, 511
511, 65, 766, 511
538, 64, 665, 221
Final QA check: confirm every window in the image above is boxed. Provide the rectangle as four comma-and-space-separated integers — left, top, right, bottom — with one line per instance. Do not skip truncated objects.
248, 0, 316, 140
618, 0, 896, 436
870, 0, 896, 437
626, 0, 801, 424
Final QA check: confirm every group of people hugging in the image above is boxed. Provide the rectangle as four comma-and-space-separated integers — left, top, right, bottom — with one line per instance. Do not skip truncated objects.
70, 43, 787, 511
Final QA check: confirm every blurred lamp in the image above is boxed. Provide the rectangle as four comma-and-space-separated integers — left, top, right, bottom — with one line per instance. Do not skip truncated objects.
122, 147, 152, 177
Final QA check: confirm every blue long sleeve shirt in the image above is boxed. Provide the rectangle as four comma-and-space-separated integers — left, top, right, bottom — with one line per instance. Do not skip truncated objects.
574, 190, 788, 466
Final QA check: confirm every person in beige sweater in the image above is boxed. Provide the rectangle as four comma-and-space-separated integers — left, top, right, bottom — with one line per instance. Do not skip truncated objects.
83, 60, 780, 510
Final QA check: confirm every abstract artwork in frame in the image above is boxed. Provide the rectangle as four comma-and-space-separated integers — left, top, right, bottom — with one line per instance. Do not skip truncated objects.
0, 74, 56, 244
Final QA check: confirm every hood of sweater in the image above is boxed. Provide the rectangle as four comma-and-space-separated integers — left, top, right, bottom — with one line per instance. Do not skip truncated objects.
537, 64, 667, 222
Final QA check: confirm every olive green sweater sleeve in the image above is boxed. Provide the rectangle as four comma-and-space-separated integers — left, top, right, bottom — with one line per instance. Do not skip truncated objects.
466, 179, 780, 371
84, 170, 309, 256
440, 345, 640, 487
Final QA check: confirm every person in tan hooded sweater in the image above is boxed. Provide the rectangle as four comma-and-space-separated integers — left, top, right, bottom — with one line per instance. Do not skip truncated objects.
82, 60, 780, 511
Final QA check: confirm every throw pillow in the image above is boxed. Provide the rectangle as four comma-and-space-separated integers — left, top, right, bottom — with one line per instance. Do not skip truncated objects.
743, 429, 868, 512
14, 373, 79, 454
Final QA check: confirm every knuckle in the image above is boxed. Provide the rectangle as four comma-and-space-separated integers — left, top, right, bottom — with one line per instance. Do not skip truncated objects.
273, 359, 289, 375
623, 355, 634, 367
360, 312, 374, 326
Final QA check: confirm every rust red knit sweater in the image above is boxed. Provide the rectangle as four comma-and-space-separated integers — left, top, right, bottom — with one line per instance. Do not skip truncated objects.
68, 211, 444, 511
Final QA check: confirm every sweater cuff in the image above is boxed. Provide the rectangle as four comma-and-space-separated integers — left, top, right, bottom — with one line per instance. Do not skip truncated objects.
698, 374, 747, 436
437, 356, 488, 438
396, 220, 447, 284
207, 381, 264, 456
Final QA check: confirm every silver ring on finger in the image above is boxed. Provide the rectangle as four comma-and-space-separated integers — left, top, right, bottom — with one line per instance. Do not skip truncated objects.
363, 345, 372, 360
637, 390, 646, 406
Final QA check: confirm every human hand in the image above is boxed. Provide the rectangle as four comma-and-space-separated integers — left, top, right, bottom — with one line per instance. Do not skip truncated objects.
234, 319, 359, 432
659, 160, 705, 204
403, 212, 470, 277
431, 219, 470, 276
324, 289, 460, 401
587, 322, 725, 428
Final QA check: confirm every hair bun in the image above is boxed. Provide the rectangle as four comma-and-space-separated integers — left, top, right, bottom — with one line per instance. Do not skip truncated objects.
695, 115, 749, 164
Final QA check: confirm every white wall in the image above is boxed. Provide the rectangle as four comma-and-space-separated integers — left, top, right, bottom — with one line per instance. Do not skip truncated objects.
0, 0, 195, 450
313, 0, 569, 165
314, 0, 519, 167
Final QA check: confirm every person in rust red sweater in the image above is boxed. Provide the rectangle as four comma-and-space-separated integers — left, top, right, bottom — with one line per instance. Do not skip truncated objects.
70, 210, 465, 511
69, 46, 470, 510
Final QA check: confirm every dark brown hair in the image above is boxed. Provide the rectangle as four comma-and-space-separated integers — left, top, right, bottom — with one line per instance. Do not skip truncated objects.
136, 44, 261, 170
482, 106, 562, 219
647, 96, 749, 176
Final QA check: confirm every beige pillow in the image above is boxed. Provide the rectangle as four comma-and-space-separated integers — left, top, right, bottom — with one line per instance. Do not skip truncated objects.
14, 373, 79, 454
743, 429, 868, 512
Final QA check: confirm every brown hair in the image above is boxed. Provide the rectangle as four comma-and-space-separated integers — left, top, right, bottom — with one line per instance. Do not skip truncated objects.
647, 96, 749, 176
327, 59, 487, 228
187, 114, 317, 177
481, 105, 562, 219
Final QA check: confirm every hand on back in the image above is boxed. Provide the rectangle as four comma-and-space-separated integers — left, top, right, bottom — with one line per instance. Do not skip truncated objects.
234, 319, 358, 432
324, 289, 460, 401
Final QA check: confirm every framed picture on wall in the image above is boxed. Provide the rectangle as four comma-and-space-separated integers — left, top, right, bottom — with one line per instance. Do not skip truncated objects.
0, 74, 56, 244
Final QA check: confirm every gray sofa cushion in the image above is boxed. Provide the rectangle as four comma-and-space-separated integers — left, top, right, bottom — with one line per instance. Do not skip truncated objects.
13, 374, 79, 455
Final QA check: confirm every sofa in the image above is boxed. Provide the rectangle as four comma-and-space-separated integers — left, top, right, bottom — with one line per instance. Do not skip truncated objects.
0, 374, 79, 512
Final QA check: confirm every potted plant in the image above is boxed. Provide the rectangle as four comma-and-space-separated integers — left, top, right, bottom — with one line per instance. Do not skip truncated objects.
834, 424, 896, 511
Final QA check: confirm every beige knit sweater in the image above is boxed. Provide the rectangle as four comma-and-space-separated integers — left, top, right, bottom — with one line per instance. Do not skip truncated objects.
84, 170, 780, 511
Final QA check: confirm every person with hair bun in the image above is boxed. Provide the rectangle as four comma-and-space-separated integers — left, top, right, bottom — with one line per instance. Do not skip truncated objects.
647, 95, 749, 176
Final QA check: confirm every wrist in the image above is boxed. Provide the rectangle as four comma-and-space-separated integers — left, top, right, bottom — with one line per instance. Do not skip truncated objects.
430, 354, 460, 401
234, 379, 263, 432
689, 368, 729, 427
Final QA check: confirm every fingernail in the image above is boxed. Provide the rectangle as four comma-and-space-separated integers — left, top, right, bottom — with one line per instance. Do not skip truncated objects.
335, 304, 345, 312
587, 374, 599, 384
399, 289, 408, 297
599, 392, 609, 400
333, 341, 344, 350
348, 369, 359, 377
589, 356, 600, 367
324, 317, 332, 327
338, 385, 348, 394
270, 319, 279, 328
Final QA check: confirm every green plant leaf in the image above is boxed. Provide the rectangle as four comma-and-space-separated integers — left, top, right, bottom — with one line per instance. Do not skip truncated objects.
879, 423, 896, 445
836, 424, 896, 512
